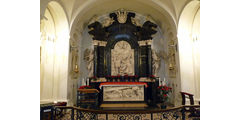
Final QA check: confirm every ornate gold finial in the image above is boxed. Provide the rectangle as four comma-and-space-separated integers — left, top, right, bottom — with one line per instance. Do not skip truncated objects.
116, 9, 127, 23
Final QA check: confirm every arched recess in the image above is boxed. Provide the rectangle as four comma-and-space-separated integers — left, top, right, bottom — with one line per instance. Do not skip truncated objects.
177, 0, 200, 103
40, 1, 70, 103
69, 5, 182, 105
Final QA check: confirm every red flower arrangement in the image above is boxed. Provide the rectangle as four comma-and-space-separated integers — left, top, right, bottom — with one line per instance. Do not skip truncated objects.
149, 75, 156, 79
157, 85, 172, 103
79, 85, 93, 89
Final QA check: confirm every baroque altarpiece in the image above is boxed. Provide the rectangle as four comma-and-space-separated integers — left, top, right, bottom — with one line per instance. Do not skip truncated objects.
82, 9, 167, 105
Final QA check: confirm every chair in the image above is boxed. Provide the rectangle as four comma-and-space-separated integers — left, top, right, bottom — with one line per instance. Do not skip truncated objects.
180, 92, 200, 118
180, 92, 195, 105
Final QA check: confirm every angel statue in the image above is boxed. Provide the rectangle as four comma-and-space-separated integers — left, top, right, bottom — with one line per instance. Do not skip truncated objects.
152, 49, 161, 76
84, 49, 94, 77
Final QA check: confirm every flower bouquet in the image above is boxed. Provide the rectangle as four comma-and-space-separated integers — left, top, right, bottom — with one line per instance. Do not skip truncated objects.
157, 85, 172, 109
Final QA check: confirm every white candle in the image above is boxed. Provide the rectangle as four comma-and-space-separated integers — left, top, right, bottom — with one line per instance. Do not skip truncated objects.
163, 77, 166, 86
87, 78, 89, 85
82, 78, 85, 86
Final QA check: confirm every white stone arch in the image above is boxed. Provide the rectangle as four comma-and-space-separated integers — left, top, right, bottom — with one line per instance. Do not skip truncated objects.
40, 1, 70, 104
177, 0, 200, 103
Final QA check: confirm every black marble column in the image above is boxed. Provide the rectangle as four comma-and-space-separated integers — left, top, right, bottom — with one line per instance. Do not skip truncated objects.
147, 45, 152, 75
134, 48, 139, 76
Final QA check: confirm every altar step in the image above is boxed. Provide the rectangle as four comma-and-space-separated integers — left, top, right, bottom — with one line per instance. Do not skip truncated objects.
100, 103, 148, 108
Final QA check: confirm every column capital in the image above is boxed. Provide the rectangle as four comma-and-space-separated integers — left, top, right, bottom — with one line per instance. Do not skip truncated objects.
92, 40, 107, 46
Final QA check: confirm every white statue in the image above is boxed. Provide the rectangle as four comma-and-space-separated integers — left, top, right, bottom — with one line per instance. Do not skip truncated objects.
152, 49, 161, 76
84, 49, 94, 77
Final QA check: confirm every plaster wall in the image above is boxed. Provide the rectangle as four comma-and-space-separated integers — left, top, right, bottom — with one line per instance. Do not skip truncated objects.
40, 1, 70, 103
177, 1, 200, 102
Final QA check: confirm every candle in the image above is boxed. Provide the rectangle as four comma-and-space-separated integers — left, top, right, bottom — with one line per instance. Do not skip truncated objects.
82, 78, 85, 86
163, 77, 166, 86
87, 78, 89, 85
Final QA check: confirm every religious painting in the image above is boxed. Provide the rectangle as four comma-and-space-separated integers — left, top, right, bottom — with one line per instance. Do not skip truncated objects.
111, 41, 134, 75
103, 85, 144, 101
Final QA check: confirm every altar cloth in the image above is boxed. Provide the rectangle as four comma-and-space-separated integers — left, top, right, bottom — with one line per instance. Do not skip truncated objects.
99, 82, 148, 89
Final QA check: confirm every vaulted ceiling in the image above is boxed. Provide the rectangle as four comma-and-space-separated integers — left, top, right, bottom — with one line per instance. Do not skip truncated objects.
40, 0, 195, 34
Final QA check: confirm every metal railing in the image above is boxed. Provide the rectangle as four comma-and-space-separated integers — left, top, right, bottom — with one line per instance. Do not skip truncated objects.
44, 105, 199, 120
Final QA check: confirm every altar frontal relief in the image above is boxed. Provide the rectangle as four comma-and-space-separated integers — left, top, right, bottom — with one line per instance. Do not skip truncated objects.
111, 41, 134, 75
103, 85, 144, 101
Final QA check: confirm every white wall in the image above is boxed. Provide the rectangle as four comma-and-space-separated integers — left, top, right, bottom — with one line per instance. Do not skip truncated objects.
177, 1, 200, 103
40, 1, 70, 103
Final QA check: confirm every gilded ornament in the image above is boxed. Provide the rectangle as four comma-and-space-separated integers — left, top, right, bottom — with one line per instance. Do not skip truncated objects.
116, 9, 127, 23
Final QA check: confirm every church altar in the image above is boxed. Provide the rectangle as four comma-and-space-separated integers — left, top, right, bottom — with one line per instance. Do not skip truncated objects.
84, 10, 159, 106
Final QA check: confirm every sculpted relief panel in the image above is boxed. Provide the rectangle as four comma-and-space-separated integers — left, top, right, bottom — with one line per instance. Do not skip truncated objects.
111, 41, 134, 75
103, 85, 144, 101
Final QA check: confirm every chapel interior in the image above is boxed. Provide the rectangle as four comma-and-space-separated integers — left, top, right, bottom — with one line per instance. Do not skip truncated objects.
40, 0, 200, 119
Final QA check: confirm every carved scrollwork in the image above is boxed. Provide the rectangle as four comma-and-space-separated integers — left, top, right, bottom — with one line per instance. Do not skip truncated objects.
102, 17, 114, 27
131, 17, 141, 27
139, 21, 157, 40
88, 9, 158, 42
88, 21, 106, 40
